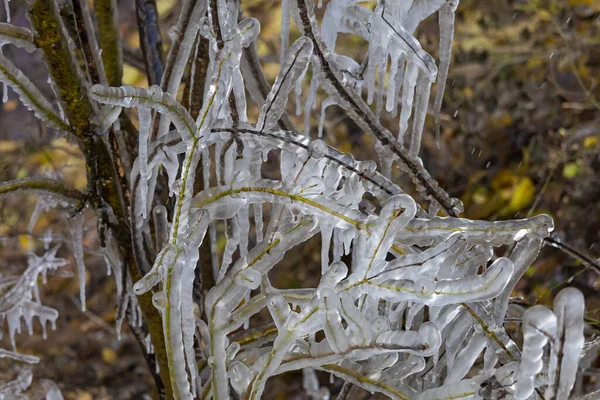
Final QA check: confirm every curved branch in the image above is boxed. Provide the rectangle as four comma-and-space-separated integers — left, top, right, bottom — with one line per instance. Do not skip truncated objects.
0, 54, 70, 132
321, 363, 413, 400
0, 23, 36, 52
212, 127, 401, 197
0, 178, 87, 205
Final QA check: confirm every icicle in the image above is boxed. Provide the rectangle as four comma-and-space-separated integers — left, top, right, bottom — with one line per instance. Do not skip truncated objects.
304, 76, 318, 136
303, 368, 330, 399
138, 108, 151, 218
332, 228, 342, 262
320, 222, 333, 274
375, 51, 387, 117
444, 333, 487, 384
318, 97, 335, 138
254, 203, 264, 243
398, 61, 418, 143
409, 74, 432, 158
4, 0, 10, 24
68, 212, 86, 312
1, 1, 9, 104
280, 0, 290, 64
391, 54, 406, 117
27, 199, 44, 233
258, 37, 313, 132
433, 1, 458, 147
43, 380, 64, 400
514, 305, 557, 400
218, 216, 241, 283
386, 55, 400, 113
238, 206, 250, 258
547, 288, 585, 399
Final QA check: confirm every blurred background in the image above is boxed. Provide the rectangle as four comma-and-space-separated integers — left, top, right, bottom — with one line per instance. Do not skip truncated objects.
0, 0, 599, 398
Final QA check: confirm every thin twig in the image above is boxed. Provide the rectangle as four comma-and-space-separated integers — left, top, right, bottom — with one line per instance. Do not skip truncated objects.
336, 382, 353, 400
543, 237, 600, 275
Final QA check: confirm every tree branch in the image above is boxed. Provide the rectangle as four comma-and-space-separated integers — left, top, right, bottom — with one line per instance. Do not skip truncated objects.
27, 0, 94, 138
295, 0, 459, 217
0, 178, 87, 205
94, 0, 123, 86
135, 0, 165, 86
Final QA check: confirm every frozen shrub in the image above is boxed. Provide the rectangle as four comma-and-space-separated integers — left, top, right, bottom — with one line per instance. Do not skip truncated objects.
0, 0, 593, 399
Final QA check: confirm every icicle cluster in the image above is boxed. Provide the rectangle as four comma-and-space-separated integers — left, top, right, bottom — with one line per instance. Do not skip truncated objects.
0, 0, 591, 399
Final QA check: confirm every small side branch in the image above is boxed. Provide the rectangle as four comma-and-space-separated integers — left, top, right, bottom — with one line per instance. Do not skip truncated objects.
544, 237, 600, 274
0, 178, 87, 206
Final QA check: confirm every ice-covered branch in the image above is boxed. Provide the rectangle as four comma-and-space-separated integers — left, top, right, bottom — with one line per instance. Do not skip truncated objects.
0, 23, 35, 52
0, 54, 70, 132
295, 0, 461, 216
0, 178, 87, 205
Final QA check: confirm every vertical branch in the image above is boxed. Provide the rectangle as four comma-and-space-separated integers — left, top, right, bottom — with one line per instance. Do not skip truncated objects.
94, 0, 123, 86
136, 0, 165, 86
209, 0, 240, 129
160, 0, 200, 93
71, 0, 106, 85
184, 32, 210, 121
27, 0, 93, 138
122, 239, 174, 400
241, 40, 297, 132
28, 2, 173, 397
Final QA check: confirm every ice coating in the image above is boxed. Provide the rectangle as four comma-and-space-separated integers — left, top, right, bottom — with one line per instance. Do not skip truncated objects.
0, 0, 589, 398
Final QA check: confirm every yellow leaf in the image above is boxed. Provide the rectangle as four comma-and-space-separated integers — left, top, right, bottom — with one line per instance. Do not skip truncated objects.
568, 0, 592, 5
0, 140, 23, 152
19, 235, 34, 251
506, 177, 535, 214
123, 64, 146, 87
3, 99, 18, 112
563, 162, 582, 179
101, 348, 118, 363
490, 112, 513, 129
583, 136, 597, 148
76, 391, 93, 400
156, 0, 176, 16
